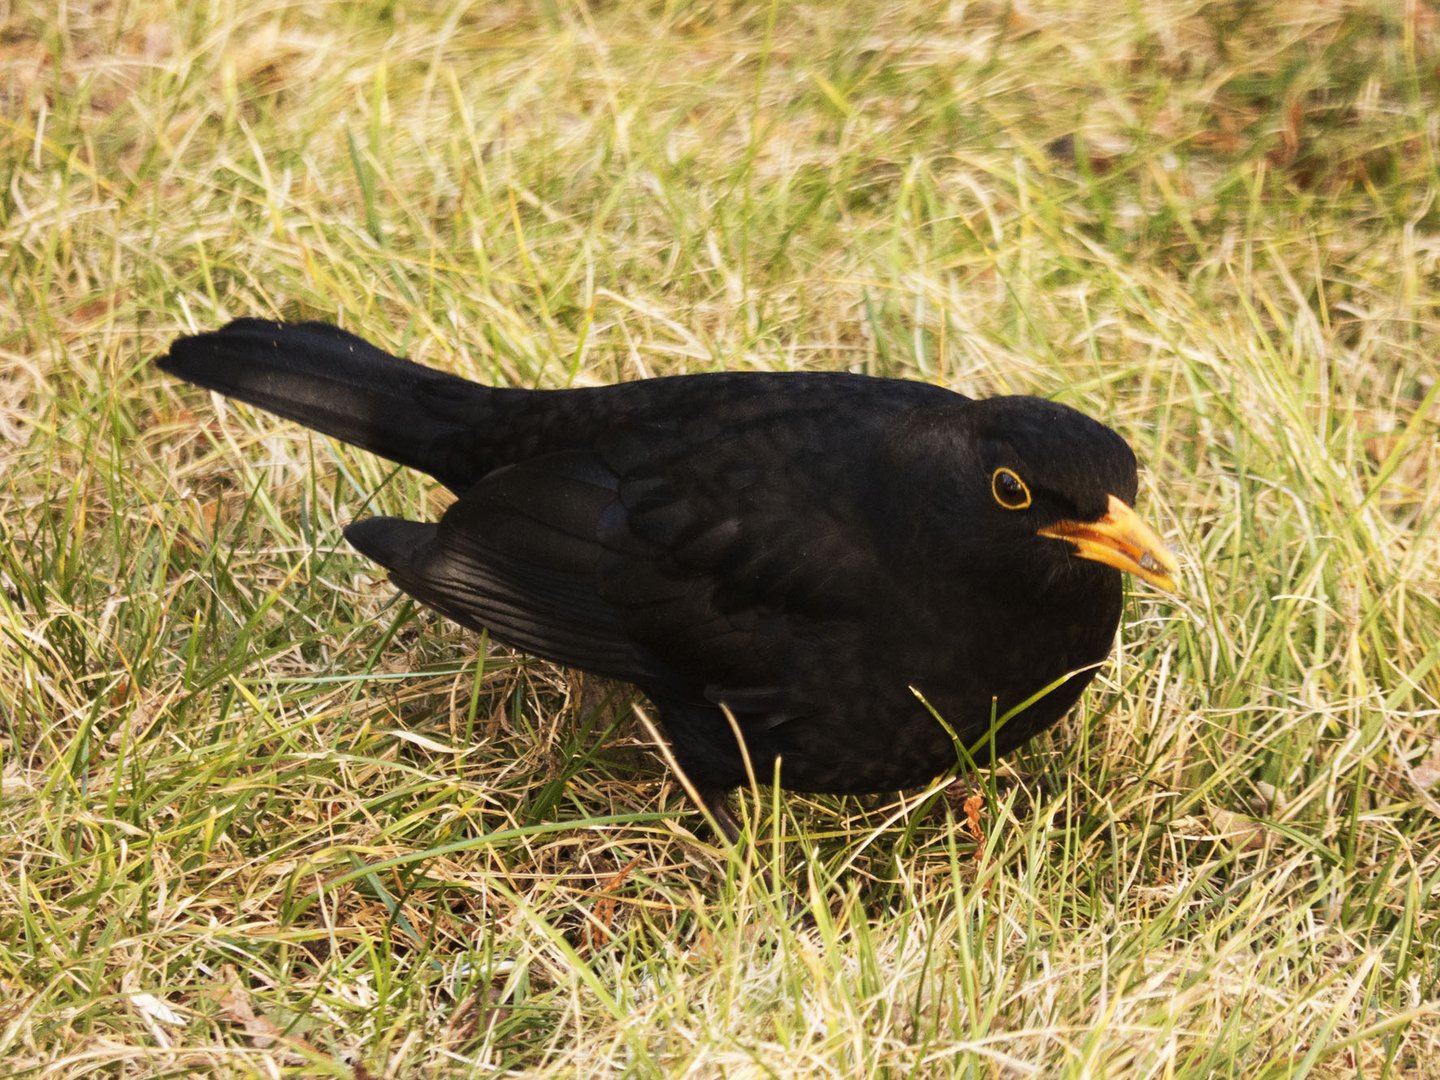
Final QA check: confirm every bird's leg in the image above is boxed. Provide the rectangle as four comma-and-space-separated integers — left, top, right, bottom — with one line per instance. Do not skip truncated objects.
694, 785, 742, 845
694, 786, 805, 921
644, 700, 747, 844
696, 787, 816, 927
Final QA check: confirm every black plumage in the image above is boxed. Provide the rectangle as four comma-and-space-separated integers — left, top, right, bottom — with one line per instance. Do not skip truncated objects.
158, 319, 1177, 839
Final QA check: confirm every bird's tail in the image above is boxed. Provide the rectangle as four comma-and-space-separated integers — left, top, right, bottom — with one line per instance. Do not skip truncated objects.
157, 319, 488, 490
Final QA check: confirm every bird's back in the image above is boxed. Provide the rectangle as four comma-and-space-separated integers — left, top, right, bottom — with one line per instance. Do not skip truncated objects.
159, 319, 960, 493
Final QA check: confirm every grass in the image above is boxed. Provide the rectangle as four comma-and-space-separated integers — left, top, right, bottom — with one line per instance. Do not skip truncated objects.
2, 0, 1438, 1074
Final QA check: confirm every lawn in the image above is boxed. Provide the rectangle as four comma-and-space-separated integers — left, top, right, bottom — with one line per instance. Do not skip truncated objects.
2, 0, 1437, 1075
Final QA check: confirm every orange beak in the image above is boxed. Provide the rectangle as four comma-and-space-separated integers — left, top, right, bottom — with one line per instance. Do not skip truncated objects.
1038, 494, 1180, 593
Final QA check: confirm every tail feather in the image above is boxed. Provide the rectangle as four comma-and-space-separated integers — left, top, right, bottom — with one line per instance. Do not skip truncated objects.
157, 319, 487, 490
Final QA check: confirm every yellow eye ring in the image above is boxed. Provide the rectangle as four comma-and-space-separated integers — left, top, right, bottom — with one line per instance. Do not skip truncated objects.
991, 467, 1031, 510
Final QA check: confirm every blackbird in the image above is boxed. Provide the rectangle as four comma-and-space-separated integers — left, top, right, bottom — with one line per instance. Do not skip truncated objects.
159, 319, 1178, 839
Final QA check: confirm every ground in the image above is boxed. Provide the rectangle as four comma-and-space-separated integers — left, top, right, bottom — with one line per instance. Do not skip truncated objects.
1, 1, 1437, 1075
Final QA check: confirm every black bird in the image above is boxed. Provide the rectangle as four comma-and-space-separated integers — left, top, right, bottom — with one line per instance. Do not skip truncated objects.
159, 319, 1178, 840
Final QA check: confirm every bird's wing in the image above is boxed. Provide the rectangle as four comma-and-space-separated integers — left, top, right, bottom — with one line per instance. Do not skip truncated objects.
346, 412, 884, 716
595, 415, 879, 711
346, 451, 668, 682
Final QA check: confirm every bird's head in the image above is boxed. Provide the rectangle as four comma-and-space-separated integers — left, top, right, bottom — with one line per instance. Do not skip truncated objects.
892, 395, 1179, 597
970, 396, 1178, 593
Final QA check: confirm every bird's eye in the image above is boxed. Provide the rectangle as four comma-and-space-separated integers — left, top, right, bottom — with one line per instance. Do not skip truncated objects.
990, 467, 1031, 510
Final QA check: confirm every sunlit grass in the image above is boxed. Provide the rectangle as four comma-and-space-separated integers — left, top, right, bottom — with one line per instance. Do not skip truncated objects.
1, 0, 1437, 1075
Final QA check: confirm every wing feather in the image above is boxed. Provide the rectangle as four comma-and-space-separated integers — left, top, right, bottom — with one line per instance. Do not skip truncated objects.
346, 404, 895, 723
